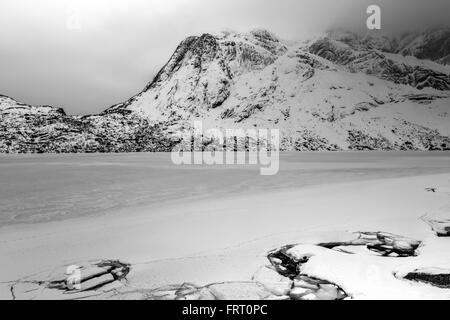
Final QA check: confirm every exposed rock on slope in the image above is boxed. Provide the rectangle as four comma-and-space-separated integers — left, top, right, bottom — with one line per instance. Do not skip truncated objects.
309, 38, 450, 91
397, 28, 450, 65
328, 28, 450, 65
0, 95, 175, 153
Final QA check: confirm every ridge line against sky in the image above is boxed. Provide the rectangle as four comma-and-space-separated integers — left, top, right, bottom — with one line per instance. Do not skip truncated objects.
0, 0, 449, 115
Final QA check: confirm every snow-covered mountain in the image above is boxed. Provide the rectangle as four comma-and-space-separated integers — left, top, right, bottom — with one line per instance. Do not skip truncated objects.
1, 28, 450, 153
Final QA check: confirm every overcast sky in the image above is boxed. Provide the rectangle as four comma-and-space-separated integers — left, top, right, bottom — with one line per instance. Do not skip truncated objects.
0, 0, 449, 115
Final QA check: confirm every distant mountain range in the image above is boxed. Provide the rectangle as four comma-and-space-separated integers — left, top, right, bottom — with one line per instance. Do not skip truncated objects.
1, 28, 449, 153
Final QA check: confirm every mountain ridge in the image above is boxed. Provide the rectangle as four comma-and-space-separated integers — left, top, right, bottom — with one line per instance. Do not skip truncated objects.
1, 28, 449, 153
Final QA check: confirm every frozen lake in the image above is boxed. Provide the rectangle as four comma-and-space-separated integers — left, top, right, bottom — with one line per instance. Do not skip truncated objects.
1, 152, 450, 226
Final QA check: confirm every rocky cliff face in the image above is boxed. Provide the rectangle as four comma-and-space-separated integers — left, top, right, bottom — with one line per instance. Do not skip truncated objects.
1, 28, 450, 153
328, 28, 450, 66
397, 28, 450, 65
309, 38, 450, 91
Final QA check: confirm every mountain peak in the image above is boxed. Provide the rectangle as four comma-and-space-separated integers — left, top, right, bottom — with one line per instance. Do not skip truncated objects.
249, 29, 280, 43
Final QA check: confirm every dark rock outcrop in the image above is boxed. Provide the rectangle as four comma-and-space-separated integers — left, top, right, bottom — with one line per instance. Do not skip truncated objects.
328, 28, 450, 66
421, 214, 450, 237
397, 28, 450, 65
310, 38, 450, 91
399, 268, 450, 289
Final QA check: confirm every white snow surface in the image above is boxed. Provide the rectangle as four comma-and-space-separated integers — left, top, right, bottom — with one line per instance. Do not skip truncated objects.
1, 153, 450, 300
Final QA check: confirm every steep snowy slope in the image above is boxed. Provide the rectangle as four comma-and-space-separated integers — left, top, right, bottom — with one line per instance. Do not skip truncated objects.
1, 29, 449, 153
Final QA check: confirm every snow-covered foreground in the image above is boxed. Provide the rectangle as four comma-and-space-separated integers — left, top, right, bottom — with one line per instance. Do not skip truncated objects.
0, 152, 450, 299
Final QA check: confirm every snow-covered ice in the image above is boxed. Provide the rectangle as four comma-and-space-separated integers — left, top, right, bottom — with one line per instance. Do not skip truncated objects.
1, 152, 450, 299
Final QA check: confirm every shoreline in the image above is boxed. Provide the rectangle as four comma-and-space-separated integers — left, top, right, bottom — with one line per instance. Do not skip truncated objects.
2, 151, 450, 227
